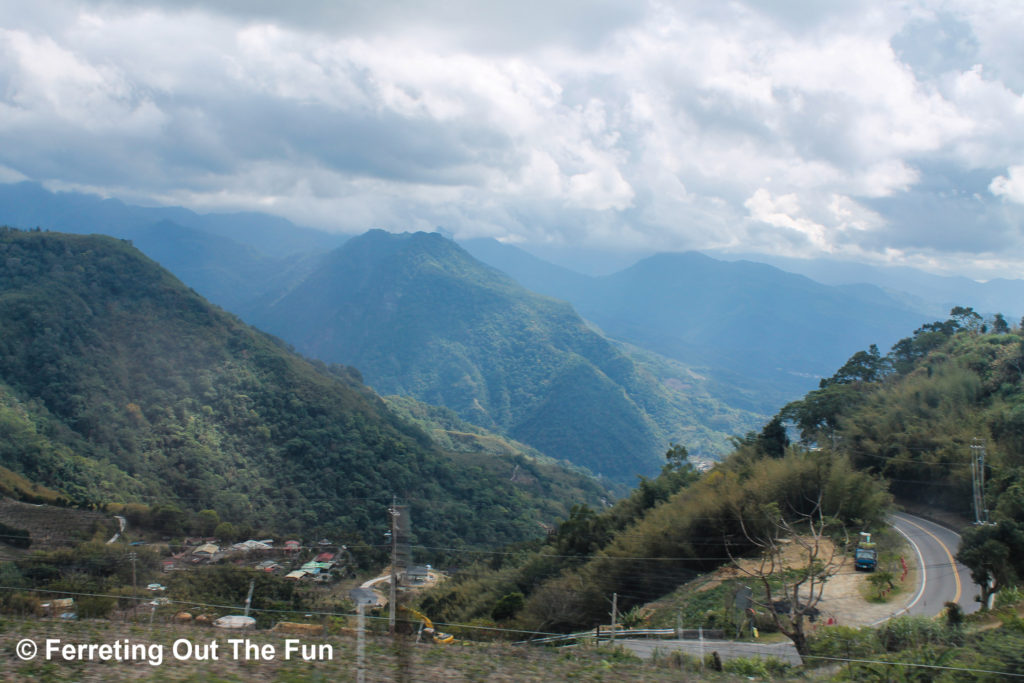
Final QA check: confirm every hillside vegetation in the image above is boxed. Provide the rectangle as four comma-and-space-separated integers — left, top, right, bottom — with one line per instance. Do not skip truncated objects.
0, 228, 607, 548
250, 230, 728, 479
782, 307, 1024, 608
417, 307, 1024, 641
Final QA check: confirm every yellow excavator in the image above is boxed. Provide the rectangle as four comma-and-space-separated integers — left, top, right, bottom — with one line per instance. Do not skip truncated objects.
399, 606, 454, 644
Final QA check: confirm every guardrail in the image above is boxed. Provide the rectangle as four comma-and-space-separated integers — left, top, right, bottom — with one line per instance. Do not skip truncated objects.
517, 627, 724, 646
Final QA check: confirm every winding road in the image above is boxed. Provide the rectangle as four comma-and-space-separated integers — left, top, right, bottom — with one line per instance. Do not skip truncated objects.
886, 512, 980, 621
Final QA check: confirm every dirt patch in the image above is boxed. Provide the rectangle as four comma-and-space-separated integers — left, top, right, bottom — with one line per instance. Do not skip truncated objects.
813, 561, 917, 628
692, 536, 919, 629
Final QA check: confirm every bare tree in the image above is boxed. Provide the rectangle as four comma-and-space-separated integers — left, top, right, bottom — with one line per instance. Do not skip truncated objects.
729, 498, 848, 655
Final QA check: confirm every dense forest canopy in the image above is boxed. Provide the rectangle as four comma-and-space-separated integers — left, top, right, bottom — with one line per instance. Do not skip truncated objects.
250, 229, 701, 480
0, 228, 607, 549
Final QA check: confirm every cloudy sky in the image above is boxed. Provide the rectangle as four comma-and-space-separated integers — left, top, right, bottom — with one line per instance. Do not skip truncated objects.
2, 1, 1023, 277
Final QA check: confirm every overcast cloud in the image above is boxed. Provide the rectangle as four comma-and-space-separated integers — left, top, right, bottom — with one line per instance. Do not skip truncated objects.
1, 1, 1023, 277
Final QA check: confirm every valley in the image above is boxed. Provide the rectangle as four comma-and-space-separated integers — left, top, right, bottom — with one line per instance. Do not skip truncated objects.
2, 200, 1024, 680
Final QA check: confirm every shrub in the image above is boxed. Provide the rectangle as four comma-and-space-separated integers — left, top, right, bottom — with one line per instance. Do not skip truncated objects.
807, 625, 879, 660
878, 615, 959, 651
995, 585, 1022, 609
723, 655, 791, 678
76, 595, 115, 619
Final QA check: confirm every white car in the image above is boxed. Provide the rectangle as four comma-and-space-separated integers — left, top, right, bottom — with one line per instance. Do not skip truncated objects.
146, 583, 166, 591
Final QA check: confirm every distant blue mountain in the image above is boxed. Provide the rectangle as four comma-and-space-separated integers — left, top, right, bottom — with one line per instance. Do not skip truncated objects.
461, 239, 936, 411
5, 181, 991, 457
0, 181, 347, 257
247, 230, 760, 480
707, 250, 1024, 321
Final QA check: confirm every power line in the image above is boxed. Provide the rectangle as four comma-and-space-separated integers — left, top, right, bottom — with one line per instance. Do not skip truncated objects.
801, 654, 1024, 679
3, 585, 1021, 680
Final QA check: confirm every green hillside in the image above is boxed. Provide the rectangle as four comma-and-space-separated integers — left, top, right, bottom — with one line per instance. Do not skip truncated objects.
415, 308, 1024, 644
782, 308, 1024, 514
251, 230, 704, 480
0, 228, 607, 548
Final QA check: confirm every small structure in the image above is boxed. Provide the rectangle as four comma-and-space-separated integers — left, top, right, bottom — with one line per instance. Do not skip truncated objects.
300, 560, 333, 575
231, 540, 273, 552
194, 543, 219, 558
407, 565, 431, 584
350, 588, 383, 606
283, 540, 301, 552
42, 598, 74, 616
213, 615, 256, 629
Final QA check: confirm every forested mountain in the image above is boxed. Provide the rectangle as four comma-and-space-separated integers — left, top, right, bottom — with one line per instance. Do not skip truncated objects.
462, 239, 931, 412
0, 228, 608, 547
0, 182, 338, 316
0, 183, 768, 478
778, 308, 1024, 609
249, 230, 745, 479
417, 307, 1024, 653
0, 181, 345, 257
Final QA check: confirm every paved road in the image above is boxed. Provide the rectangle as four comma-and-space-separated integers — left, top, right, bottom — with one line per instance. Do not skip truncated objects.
106, 514, 127, 545
887, 512, 980, 620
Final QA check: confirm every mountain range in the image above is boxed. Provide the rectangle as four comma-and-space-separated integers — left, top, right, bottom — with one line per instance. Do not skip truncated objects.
248, 229, 700, 479
460, 238, 933, 410
0, 228, 608, 545
4, 181, 1016, 479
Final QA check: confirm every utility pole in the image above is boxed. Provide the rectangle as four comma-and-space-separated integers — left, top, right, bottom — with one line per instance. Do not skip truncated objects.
971, 438, 989, 524
243, 578, 255, 617
610, 592, 618, 642
388, 497, 412, 682
356, 603, 366, 683
129, 551, 137, 617
389, 497, 399, 633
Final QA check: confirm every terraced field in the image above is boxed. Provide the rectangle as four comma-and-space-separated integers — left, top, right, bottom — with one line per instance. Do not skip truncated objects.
0, 498, 116, 560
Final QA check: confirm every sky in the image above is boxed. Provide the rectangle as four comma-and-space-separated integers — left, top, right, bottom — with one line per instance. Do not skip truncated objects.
2, 1, 1024, 278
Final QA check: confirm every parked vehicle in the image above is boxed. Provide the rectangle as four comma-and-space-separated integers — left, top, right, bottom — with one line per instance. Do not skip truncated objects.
854, 546, 878, 571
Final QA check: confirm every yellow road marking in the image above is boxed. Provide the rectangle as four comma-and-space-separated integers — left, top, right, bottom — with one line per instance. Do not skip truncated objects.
898, 515, 961, 604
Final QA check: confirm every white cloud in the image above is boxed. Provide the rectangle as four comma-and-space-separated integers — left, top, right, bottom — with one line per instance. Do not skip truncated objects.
1, 1, 1024, 275
745, 189, 830, 251
990, 166, 1024, 204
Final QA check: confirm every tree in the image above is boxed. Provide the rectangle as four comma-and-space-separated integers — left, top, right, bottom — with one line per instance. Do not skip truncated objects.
956, 520, 1024, 609
663, 442, 689, 473
213, 521, 237, 544
820, 344, 884, 387
993, 313, 1010, 335
950, 306, 982, 332
756, 416, 789, 458
196, 509, 220, 536
729, 498, 848, 655
491, 592, 524, 622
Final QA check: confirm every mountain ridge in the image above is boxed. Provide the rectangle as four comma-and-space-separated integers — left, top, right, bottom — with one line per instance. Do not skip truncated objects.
250, 230, 679, 479
0, 228, 609, 546
462, 238, 934, 411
